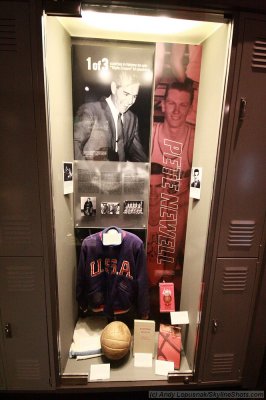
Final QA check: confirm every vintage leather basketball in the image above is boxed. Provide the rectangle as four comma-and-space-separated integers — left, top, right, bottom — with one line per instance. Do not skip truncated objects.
100, 321, 131, 360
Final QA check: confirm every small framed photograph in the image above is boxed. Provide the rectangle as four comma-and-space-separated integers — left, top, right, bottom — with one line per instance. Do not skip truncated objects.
123, 200, 144, 215
81, 196, 96, 217
190, 167, 202, 200
63, 162, 73, 194
101, 202, 120, 215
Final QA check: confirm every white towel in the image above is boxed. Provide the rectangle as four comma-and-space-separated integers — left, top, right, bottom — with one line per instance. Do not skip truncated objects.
69, 316, 107, 359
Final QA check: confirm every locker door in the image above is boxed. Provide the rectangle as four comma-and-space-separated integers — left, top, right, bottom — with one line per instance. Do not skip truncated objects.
203, 258, 257, 382
218, 18, 266, 258
0, 258, 51, 389
0, 1, 43, 257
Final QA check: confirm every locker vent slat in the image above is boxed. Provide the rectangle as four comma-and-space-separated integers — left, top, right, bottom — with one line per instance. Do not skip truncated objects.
15, 360, 40, 381
252, 39, 266, 69
227, 220, 255, 248
0, 217, 32, 246
6, 265, 36, 292
222, 266, 248, 292
0, 18, 16, 52
211, 353, 234, 374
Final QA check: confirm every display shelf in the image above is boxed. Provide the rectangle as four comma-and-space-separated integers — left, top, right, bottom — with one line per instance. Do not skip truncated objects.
63, 332, 192, 382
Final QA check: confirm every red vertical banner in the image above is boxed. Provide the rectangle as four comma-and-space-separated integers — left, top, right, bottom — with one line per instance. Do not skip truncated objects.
147, 43, 202, 312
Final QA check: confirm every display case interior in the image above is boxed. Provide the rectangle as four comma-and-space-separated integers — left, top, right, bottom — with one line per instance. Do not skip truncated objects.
42, 7, 232, 384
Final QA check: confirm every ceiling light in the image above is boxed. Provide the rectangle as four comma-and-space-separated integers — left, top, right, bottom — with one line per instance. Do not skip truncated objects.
81, 10, 203, 35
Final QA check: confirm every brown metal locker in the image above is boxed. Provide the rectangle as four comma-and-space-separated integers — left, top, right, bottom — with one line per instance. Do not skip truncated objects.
198, 14, 266, 386
217, 18, 266, 259
0, 1, 52, 390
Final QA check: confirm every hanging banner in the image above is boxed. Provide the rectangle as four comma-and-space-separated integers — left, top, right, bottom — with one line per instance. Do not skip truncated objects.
147, 43, 203, 311
72, 39, 154, 162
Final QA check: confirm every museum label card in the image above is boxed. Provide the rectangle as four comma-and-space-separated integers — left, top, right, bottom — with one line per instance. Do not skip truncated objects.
134, 353, 153, 368
155, 360, 175, 376
89, 364, 110, 381
170, 311, 189, 325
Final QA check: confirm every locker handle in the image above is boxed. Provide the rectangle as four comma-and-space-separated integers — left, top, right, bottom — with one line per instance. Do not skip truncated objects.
4, 323, 12, 338
239, 97, 247, 121
212, 319, 218, 334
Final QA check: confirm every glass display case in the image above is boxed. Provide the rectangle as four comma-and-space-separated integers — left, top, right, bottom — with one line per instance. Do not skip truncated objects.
42, 4, 232, 385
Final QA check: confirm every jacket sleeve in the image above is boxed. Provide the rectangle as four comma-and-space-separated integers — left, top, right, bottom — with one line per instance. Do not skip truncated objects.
76, 242, 88, 310
74, 104, 95, 160
135, 242, 150, 317
125, 115, 148, 162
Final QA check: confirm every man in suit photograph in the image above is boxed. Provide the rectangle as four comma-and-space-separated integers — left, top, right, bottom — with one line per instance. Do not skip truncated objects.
74, 71, 147, 162
83, 197, 93, 216
191, 168, 201, 188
